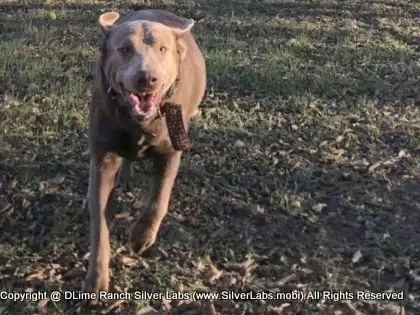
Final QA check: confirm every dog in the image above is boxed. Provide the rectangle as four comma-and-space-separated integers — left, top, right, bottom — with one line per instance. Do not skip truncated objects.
83, 9, 206, 293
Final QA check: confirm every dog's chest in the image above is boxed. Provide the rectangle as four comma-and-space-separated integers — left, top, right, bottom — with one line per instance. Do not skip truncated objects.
116, 132, 153, 160
98, 120, 169, 160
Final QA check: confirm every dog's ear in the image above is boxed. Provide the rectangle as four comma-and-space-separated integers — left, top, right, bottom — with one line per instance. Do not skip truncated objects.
173, 18, 195, 37
173, 19, 195, 60
98, 11, 120, 33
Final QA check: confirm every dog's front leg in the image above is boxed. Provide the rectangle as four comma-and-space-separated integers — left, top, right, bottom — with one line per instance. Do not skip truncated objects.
84, 152, 121, 293
130, 151, 182, 253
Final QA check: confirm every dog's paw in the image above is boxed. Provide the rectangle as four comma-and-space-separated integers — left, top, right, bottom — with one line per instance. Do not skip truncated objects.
129, 220, 158, 254
83, 268, 109, 304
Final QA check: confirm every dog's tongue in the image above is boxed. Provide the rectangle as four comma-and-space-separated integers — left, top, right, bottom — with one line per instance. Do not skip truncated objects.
127, 93, 140, 107
127, 92, 158, 117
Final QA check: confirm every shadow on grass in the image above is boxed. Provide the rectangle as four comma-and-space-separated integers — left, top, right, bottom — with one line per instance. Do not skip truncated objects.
1, 0, 418, 41
172, 124, 420, 291
204, 31, 417, 105
1, 0, 417, 103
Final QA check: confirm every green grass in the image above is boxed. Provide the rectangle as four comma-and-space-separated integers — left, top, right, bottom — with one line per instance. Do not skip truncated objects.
0, 0, 419, 314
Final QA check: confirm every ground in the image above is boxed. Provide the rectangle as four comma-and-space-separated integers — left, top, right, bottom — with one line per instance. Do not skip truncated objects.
0, 0, 419, 314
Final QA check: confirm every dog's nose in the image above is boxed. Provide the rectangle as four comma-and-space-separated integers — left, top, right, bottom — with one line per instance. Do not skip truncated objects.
135, 71, 159, 91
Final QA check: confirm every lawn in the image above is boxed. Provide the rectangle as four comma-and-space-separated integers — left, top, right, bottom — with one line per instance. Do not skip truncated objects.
0, 0, 419, 314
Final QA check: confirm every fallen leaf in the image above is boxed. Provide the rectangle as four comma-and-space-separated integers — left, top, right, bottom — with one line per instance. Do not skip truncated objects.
140, 259, 150, 269
136, 306, 160, 315
267, 303, 291, 313
368, 161, 382, 173
398, 150, 409, 158
330, 148, 345, 158
52, 175, 65, 184
26, 272, 45, 281
312, 203, 327, 213
122, 256, 137, 267
209, 264, 223, 282
223, 256, 256, 276
274, 273, 297, 287
114, 211, 133, 220
115, 246, 127, 255
254, 205, 265, 215
234, 139, 245, 148
37, 299, 49, 308
63, 266, 86, 279
48, 11, 57, 21
351, 250, 363, 264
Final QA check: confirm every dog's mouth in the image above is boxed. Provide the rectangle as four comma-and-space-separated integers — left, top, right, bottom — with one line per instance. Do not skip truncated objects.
125, 90, 163, 119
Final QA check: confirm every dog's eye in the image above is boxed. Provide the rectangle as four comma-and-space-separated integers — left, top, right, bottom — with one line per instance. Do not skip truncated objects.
119, 47, 131, 54
160, 46, 167, 53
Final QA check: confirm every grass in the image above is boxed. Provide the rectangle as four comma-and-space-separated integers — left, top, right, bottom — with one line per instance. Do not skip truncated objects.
0, 0, 419, 314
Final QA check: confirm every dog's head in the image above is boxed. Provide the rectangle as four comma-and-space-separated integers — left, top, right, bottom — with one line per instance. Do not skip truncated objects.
98, 12, 194, 120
